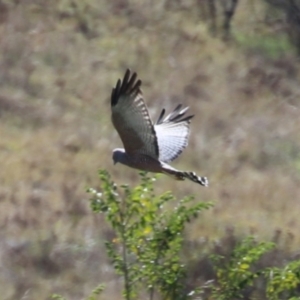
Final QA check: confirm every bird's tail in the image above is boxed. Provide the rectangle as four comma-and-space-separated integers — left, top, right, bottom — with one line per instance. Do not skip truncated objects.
162, 164, 208, 187
182, 171, 208, 187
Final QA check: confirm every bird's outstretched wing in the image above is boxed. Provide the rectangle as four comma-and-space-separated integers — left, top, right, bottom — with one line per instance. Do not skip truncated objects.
154, 105, 193, 163
111, 69, 159, 158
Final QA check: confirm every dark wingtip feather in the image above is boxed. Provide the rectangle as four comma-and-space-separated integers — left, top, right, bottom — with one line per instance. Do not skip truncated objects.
156, 105, 194, 124
119, 69, 131, 94
173, 104, 183, 113
111, 79, 121, 106
111, 69, 141, 107
156, 108, 166, 125
130, 79, 142, 94
111, 88, 115, 104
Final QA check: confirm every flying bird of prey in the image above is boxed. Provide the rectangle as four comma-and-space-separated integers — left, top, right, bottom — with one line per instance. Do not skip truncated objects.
111, 69, 208, 186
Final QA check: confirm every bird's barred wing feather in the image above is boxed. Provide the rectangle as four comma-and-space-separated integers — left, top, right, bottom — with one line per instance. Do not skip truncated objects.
111, 69, 159, 158
154, 105, 193, 163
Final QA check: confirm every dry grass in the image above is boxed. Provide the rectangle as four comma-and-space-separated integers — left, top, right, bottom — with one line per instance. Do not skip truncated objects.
0, 0, 300, 299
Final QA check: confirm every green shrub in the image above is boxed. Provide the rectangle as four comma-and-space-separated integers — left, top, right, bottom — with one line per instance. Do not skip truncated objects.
88, 170, 213, 300
211, 237, 275, 299
53, 170, 300, 300
266, 260, 300, 300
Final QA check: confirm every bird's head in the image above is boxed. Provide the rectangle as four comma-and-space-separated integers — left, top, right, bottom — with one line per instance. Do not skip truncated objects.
112, 148, 126, 165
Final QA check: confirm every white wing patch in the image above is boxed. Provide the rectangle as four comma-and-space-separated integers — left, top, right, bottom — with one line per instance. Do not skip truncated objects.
155, 122, 189, 163
154, 105, 193, 163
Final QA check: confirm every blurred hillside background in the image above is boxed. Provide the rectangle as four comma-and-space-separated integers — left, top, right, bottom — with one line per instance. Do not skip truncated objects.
1, 0, 300, 299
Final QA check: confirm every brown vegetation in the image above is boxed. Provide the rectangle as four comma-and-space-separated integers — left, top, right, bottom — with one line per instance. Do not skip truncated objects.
0, 0, 299, 299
